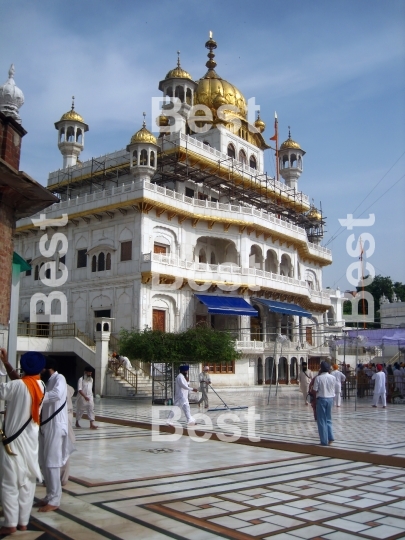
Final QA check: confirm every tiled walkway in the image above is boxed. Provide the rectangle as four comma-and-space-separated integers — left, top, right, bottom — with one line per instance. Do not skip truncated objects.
0, 388, 404, 539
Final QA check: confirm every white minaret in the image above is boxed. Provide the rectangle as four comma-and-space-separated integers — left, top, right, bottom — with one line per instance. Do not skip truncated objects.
279, 128, 305, 190
0, 64, 24, 123
54, 97, 89, 169
158, 52, 197, 134
127, 113, 159, 181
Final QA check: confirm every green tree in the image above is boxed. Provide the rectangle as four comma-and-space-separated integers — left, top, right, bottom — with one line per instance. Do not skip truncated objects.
357, 274, 405, 327
119, 326, 240, 365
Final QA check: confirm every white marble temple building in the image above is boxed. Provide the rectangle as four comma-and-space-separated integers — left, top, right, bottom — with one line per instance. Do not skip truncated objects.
14, 35, 340, 391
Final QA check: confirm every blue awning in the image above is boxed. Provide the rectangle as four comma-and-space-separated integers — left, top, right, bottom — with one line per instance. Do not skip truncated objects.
252, 297, 312, 318
195, 295, 258, 317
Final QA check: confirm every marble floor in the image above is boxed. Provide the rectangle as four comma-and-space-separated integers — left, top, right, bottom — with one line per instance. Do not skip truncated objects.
0, 389, 404, 539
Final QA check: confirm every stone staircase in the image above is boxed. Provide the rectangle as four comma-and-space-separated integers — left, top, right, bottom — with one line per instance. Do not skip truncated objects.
107, 365, 153, 398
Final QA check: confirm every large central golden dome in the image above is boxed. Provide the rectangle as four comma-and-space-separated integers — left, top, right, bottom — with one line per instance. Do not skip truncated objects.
194, 35, 247, 120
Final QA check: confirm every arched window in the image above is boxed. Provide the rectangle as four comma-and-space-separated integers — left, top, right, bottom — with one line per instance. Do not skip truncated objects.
66, 126, 75, 142
227, 144, 236, 159
282, 155, 289, 169
98, 252, 105, 272
210, 252, 216, 264
199, 248, 207, 263
249, 245, 263, 270
239, 150, 247, 165
175, 85, 185, 103
290, 357, 298, 381
59, 129, 65, 143
132, 150, 137, 165
106, 252, 111, 271
249, 155, 257, 169
140, 149, 148, 166
150, 151, 155, 167
186, 88, 192, 105
291, 153, 297, 167
92, 255, 97, 273
76, 128, 82, 143
34, 265, 39, 281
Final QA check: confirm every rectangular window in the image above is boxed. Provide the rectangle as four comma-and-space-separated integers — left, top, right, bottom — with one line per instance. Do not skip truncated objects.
120, 241, 132, 261
153, 309, 166, 332
306, 327, 313, 345
208, 361, 235, 374
26, 259, 32, 276
154, 243, 167, 254
185, 187, 195, 198
77, 249, 87, 268
198, 192, 208, 201
95, 309, 111, 318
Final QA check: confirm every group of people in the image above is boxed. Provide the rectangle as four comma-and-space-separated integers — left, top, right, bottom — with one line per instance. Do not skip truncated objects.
298, 360, 387, 447
0, 348, 97, 535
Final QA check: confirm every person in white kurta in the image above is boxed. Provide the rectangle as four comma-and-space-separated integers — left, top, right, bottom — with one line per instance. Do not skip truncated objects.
0, 349, 46, 534
167, 366, 198, 426
330, 365, 346, 407
197, 367, 211, 408
37, 361, 74, 512
372, 365, 386, 408
75, 367, 97, 429
298, 363, 312, 405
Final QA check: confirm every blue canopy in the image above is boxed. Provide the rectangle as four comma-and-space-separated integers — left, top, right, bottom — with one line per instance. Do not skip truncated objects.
195, 295, 258, 317
252, 297, 312, 318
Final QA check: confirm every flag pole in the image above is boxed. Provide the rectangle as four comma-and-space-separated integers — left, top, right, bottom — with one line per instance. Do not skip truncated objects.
270, 111, 279, 182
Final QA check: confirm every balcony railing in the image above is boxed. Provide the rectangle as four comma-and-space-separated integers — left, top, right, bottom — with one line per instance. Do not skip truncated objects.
17, 323, 95, 349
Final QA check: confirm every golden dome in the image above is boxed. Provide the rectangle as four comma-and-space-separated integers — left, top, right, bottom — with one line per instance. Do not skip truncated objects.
280, 137, 301, 150
308, 208, 322, 220
157, 114, 169, 127
59, 96, 85, 123
130, 118, 157, 145
60, 109, 85, 123
254, 114, 266, 133
165, 52, 192, 81
194, 34, 247, 120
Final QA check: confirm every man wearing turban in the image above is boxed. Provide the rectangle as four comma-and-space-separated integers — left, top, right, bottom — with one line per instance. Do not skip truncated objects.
0, 348, 46, 535
167, 365, 198, 426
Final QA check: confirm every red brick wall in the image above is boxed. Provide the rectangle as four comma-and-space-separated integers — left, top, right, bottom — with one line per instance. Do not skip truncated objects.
0, 204, 14, 327
0, 114, 24, 170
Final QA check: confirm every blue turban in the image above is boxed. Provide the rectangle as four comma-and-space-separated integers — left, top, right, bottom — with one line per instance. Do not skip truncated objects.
320, 361, 330, 373
180, 365, 189, 372
20, 351, 46, 375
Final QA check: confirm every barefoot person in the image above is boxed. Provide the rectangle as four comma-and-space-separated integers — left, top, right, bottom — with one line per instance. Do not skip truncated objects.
167, 365, 198, 426
75, 366, 98, 429
36, 359, 74, 512
0, 348, 46, 535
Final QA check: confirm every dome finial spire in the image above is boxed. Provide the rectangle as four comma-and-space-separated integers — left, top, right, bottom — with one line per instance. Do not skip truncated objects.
205, 31, 217, 71
177, 50, 181, 68
8, 64, 15, 79
288, 125, 291, 139
0, 64, 24, 124
142, 111, 146, 128
71, 95, 75, 111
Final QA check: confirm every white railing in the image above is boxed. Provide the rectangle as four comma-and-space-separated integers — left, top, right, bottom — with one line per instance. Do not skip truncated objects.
237, 341, 265, 350
19, 178, 331, 260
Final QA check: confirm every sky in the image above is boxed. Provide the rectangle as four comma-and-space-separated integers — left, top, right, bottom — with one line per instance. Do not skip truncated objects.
1, 0, 404, 289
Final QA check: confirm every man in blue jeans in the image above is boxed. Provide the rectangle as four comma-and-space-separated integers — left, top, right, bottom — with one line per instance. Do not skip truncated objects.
313, 361, 335, 446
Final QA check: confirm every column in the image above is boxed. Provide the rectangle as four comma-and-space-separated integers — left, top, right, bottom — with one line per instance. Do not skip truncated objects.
287, 356, 291, 385
240, 315, 250, 342
94, 318, 112, 397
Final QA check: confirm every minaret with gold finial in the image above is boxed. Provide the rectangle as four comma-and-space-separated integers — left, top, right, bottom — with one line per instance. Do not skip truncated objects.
127, 113, 159, 181
158, 51, 197, 135
279, 127, 305, 190
54, 96, 89, 169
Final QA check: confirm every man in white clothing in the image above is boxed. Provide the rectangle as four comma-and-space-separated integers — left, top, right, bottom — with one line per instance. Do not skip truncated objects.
330, 364, 346, 407
0, 348, 46, 535
167, 365, 198, 426
197, 366, 211, 408
372, 364, 386, 408
313, 361, 335, 446
298, 362, 312, 405
75, 366, 98, 429
36, 359, 74, 512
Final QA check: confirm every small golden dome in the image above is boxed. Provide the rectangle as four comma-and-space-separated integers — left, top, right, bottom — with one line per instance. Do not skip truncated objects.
130, 116, 157, 145
165, 52, 192, 81
254, 114, 266, 133
308, 208, 322, 220
60, 109, 85, 123
59, 96, 85, 123
157, 114, 169, 127
280, 137, 301, 150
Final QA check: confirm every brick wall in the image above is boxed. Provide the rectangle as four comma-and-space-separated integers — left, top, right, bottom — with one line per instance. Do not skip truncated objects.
0, 204, 14, 327
0, 113, 25, 170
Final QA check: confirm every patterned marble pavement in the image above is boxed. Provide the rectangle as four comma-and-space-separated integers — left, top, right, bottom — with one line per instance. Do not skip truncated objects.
0, 388, 404, 539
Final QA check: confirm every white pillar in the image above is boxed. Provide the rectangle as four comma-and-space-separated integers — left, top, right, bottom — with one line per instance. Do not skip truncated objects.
94, 317, 112, 397
8, 262, 21, 368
